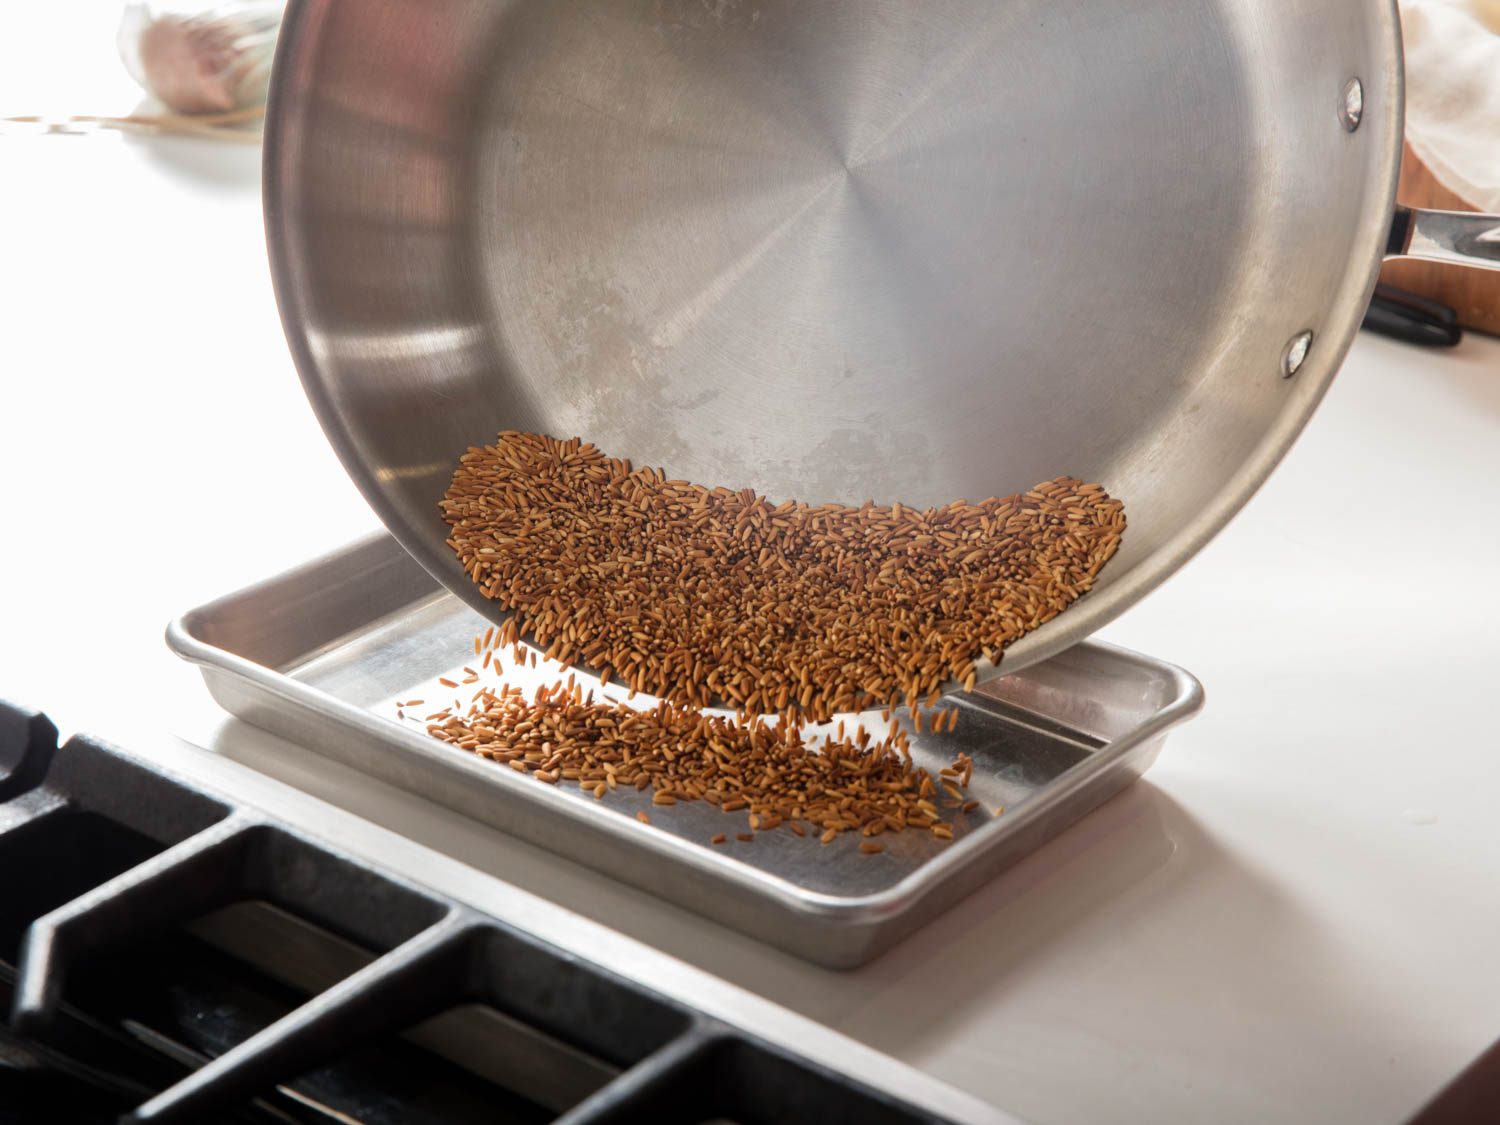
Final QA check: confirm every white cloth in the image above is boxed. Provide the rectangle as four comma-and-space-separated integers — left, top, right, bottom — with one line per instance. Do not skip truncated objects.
1400, 0, 1500, 212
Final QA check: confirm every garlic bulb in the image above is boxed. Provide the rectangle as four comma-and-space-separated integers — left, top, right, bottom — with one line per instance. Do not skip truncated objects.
119, 3, 281, 116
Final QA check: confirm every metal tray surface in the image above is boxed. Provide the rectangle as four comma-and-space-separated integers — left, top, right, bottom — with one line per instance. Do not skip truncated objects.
168, 535, 1203, 968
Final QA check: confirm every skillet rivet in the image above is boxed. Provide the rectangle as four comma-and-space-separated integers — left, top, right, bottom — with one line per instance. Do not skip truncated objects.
1341, 78, 1363, 132
1282, 331, 1314, 378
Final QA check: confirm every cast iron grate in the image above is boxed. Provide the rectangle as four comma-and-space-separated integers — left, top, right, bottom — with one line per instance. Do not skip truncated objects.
0, 699, 952, 1124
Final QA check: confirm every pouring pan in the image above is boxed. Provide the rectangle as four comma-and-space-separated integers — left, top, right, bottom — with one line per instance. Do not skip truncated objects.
264, 0, 1500, 688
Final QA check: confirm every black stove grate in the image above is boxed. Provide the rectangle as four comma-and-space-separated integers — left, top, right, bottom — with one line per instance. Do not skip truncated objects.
0, 700, 952, 1125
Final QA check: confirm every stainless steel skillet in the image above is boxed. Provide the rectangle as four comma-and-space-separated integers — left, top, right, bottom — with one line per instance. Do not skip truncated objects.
263, 0, 1500, 689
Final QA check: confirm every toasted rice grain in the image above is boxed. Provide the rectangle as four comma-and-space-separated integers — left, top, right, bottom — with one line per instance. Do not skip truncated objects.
440, 432, 1123, 721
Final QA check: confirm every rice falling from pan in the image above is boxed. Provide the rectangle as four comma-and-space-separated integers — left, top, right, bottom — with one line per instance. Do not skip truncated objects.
439, 430, 1125, 723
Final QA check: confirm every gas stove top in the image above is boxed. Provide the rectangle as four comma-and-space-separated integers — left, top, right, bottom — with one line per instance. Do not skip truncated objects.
0, 699, 1008, 1124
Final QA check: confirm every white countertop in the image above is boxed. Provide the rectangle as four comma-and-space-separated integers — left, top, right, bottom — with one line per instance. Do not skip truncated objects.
5, 15, 1500, 1123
